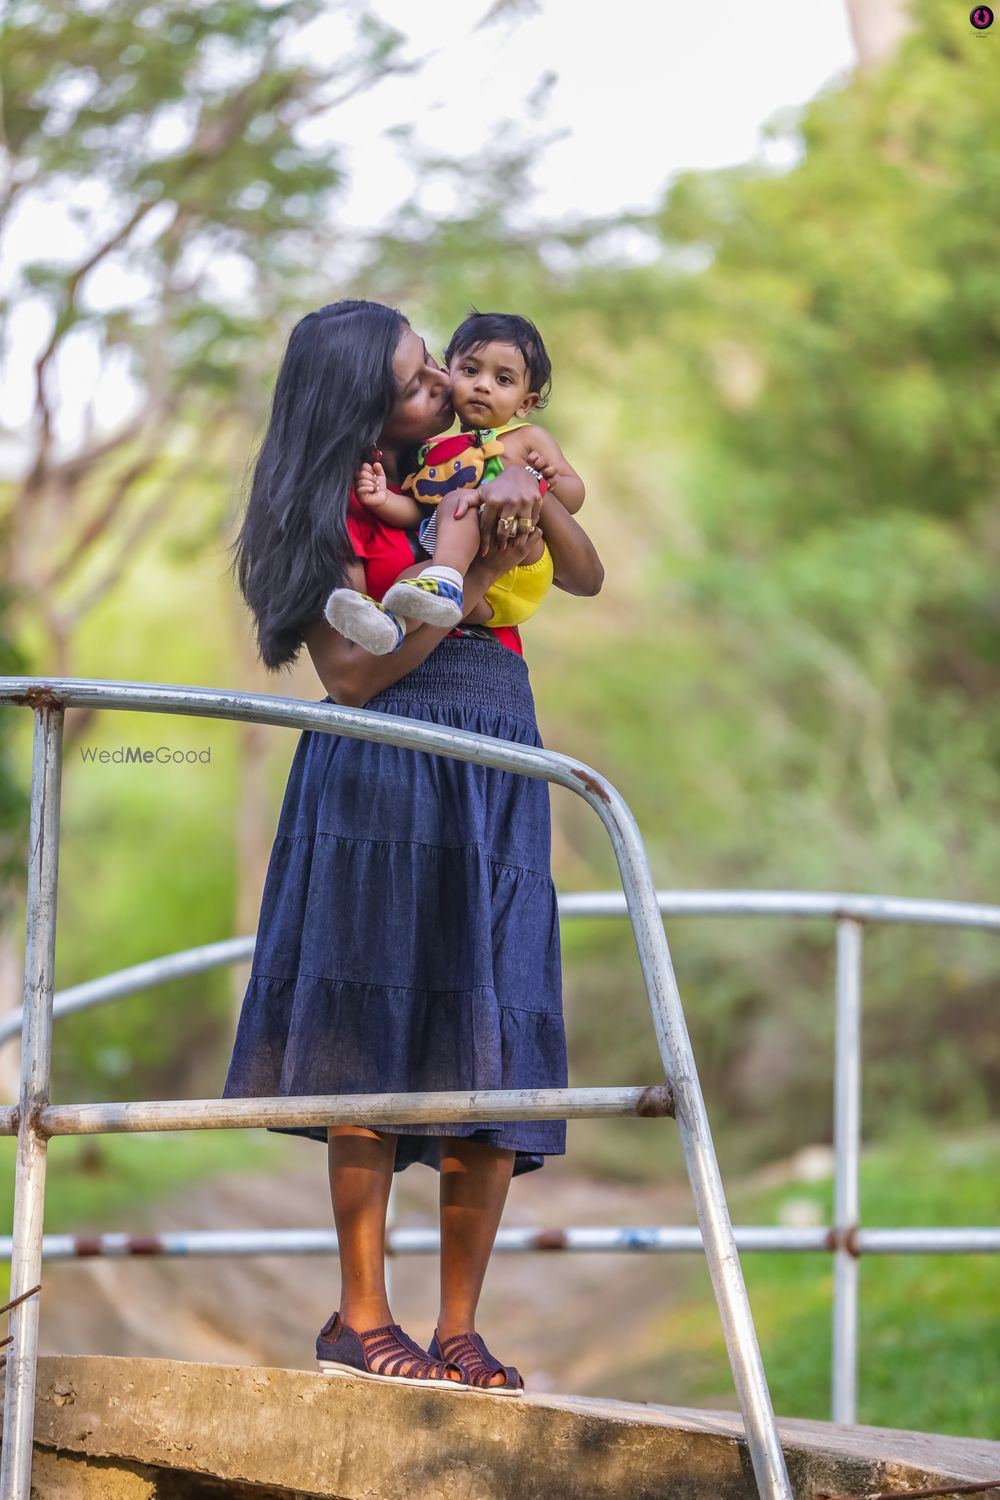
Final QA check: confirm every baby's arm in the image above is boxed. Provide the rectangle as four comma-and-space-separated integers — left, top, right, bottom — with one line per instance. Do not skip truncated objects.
501, 426, 586, 513
355, 461, 423, 529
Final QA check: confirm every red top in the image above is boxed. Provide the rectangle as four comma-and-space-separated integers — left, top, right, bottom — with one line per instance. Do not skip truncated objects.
345, 491, 523, 656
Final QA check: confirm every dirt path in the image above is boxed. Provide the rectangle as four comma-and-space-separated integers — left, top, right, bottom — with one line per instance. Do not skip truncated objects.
36, 1143, 734, 1406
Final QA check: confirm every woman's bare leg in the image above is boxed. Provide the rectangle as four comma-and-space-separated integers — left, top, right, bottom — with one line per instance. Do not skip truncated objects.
326, 1126, 464, 1380
327, 1126, 397, 1330
437, 1137, 516, 1386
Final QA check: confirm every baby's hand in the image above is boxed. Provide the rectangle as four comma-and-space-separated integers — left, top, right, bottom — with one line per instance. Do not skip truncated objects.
355, 460, 389, 510
452, 488, 482, 521
526, 448, 561, 490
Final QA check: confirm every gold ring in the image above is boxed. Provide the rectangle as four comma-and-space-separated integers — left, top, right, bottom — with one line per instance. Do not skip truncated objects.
516, 519, 534, 533
500, 516, 515, 531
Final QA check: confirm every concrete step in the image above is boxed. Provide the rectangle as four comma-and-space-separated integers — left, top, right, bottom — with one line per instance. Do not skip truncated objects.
7, 1355, 1000, 1498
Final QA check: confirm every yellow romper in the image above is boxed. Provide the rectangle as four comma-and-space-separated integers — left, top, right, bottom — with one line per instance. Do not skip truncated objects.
403, 421, 554, 629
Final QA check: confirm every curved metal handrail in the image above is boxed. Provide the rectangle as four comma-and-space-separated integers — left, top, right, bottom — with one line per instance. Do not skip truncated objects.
2, 892, 995, 1047
0, 675, 807, 1500
2, 680, 997, 1494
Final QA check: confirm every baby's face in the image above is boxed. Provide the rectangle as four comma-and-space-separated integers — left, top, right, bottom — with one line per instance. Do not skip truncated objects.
448, 341, 539, 430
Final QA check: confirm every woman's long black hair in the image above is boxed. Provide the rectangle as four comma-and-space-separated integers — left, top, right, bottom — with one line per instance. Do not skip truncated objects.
229, 299, 407, 671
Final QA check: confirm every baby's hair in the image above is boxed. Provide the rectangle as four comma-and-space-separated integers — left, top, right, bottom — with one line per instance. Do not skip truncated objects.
444, 310, 552, 410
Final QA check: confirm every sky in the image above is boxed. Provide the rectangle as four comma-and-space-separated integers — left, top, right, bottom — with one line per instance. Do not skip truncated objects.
314, 0, 855, 225
0, 0, 857, 468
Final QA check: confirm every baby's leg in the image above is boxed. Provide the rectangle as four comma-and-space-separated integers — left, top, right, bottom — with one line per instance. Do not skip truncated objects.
424, 492, 482, 572
382, 492, 481, 627
324, 496, 482, 653
324, 586, 410, 655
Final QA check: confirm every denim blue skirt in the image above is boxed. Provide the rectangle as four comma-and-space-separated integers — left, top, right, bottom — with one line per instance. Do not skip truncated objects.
222, 634, 567, 1176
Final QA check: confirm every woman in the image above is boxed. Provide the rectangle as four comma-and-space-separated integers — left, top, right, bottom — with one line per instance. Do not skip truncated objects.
224, 300, 603, 1392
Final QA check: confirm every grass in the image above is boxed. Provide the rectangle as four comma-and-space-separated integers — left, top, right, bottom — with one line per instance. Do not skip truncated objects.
630, 1127, 1000, 1437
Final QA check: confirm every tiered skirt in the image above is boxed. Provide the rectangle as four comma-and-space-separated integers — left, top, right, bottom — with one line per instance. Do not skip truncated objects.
223, 635, 567, 1175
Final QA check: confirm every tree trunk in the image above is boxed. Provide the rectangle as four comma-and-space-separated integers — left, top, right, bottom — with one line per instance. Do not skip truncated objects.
844, 0, 914, 70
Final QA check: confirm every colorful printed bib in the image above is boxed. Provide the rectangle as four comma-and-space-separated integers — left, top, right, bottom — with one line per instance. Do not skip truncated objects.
402, 424, 526, 503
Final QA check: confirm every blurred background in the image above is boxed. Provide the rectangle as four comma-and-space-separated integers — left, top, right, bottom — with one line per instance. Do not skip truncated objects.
0, 0, 997, 1437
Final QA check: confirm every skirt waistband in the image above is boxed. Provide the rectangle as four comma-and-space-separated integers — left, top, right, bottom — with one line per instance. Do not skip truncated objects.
327, 635, 536, 722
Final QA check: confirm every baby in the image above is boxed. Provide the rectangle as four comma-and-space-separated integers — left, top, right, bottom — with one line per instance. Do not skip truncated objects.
324, 311, 585, 654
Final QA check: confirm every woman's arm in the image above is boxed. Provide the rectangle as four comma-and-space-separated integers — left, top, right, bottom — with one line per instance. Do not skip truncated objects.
538, 491, 603, 596
465, 466, 602, 594
303, 534, 541, 708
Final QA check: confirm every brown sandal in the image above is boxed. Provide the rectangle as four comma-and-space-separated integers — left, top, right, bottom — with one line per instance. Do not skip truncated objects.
317, 1313, 466, 1389
429, 1328, 524, 1395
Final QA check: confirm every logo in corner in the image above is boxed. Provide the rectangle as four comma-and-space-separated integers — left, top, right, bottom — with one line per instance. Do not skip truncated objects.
970, 6, 994, 27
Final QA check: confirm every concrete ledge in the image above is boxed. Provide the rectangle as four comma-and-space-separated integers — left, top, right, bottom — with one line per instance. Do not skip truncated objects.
24, 1446, 322, 1499
9, 1357, 1000, 1499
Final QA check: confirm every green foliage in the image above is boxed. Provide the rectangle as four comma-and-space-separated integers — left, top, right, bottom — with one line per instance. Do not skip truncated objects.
728, 1128, 1000, 1434
1, 533, 272, 1104
626, 1128, 1000, 1437
0, 0, 413, 410
364, 0, 1000, 1161
4, 0, 996, 1171
0, 0, 415, 1100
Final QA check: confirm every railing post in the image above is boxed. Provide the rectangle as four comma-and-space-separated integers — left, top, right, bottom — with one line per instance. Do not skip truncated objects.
832, 917, 862, 1424
591, 797, 794, 1500
0, 703, 64, 1500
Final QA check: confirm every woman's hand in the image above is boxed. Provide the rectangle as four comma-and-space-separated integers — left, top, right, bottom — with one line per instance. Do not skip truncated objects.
474, 467, 543, 557
467, 524, 541, 588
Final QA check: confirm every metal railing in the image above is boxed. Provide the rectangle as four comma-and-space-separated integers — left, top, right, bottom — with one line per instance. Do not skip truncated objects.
0, 677, 797, 1500
2, 891, 997, 1429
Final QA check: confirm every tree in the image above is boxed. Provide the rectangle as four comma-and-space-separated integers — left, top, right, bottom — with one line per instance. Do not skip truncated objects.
0, 0, 420, 680
0, 0, 558, 1100
0, 0, 417, 1092
844, 0, 914, 71
346, 0, 1000, 1154
550, 0, 1000, 1151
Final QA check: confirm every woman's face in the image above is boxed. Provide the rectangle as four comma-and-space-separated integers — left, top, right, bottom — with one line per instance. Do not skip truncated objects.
379, 327, 453, 451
